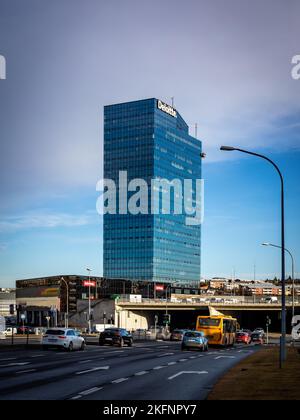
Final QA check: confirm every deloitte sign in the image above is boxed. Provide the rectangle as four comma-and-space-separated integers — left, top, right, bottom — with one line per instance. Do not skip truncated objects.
157, 100, 177, 118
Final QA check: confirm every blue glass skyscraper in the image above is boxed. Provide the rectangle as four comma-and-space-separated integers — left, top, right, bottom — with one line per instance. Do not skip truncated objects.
103, 98, 202, 283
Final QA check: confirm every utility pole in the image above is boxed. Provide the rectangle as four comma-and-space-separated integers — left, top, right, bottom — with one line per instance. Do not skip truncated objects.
86, 268, 92, 333
61, 277, 69, 328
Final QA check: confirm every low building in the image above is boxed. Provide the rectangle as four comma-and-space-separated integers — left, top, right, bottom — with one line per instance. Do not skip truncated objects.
209, 278, 228, 289
241, 283, 281, 296
0, 289, 16, 316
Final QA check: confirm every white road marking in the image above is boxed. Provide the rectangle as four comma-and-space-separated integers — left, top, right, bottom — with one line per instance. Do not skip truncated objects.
189, 356, 197, 359
111, 377, 128, 384
0, 362, 30, 367
76, 366, 110, 375
79, 387, 103, 396
134, 371, 148, 376
157, 352, 174, 357
79, 359, 92, 364
214, 356, 236, 360
70, 395, 82, 400
179, 359, 188, 362
16, 369, 37, 374
0, 358, 17, 362
153, 366, 165, 370
168, 371, 208, 380
167, 362, 177, 365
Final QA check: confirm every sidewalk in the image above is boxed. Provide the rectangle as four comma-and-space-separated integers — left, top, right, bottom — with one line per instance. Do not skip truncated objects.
208, 346, 300, 400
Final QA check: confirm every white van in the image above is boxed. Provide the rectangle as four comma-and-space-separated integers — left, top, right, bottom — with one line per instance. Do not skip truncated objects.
265, 296, 278, 303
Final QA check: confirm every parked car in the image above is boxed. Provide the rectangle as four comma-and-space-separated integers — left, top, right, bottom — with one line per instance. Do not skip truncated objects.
236, 331, 251, 345
42, 328, 85, 351
99, 328, 133, 347
4, 327, 17, 336
17, 326, 35, 335
170, 329, 186, 341
264, 296, 278, 304
250, 332, 264, 345
241, 329, 252, 336
181, 331, 208, 351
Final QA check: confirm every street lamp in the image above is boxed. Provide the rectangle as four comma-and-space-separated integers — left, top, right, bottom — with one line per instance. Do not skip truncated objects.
86, 268, 92, 333
220, 145, 286, 367
262, 243, 295, 318
61, 277, 69, 328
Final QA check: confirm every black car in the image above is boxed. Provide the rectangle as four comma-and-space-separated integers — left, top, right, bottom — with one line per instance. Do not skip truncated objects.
99, 328, 133, 347
250, 332, 264, 344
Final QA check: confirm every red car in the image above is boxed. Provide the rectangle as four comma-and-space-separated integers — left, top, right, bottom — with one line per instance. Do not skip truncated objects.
236, 331, 251, 345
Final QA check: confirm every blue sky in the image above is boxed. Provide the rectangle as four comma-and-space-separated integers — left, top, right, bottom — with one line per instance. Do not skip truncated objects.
0, 0, 299, 286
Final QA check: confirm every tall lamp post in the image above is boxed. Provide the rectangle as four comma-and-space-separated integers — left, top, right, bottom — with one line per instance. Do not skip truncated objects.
86, 268, 92, 333
61, 277, 69, 328
262, 243, 295, 318
220, 146, 286, 367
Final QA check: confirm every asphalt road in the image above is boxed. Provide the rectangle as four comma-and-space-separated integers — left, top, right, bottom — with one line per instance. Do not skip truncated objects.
0, 341, 260, 400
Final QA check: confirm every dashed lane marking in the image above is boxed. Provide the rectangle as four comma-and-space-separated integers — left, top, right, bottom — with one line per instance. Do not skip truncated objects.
111, 377, 129, 384
79, 387, 103, 396
76, 366, 109, 375
16, 369, 37, 374
157, 353, 174, 357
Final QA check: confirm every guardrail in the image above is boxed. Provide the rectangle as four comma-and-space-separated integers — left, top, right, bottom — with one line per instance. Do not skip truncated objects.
117, 298, 299, 306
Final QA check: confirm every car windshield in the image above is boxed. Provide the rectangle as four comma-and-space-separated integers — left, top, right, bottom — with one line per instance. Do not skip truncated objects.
185, 332, 201, 338
45, 330, 65, 335
198, 318, 220, 327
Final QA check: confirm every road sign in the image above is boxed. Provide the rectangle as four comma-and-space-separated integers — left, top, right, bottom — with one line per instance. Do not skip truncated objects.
20, 314, 26, 321
155, 285, 164, 291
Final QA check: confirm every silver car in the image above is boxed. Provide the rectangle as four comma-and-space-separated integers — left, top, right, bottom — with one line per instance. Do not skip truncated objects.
181, 331, 208, 351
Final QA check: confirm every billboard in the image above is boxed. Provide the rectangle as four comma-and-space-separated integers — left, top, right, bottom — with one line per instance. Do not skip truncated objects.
83, 280, 96, 287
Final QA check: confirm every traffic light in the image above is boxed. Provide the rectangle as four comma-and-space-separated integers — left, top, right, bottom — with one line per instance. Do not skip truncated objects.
163, 314, 171, 325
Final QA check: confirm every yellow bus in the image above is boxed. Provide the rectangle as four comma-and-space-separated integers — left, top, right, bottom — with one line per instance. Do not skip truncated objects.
196, 315, 237, 346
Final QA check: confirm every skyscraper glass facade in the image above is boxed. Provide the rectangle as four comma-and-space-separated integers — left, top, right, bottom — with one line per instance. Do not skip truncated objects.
103, 98, 202, 283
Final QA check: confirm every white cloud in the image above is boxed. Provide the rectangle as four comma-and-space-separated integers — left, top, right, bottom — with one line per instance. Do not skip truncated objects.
0, 211, 99, 233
